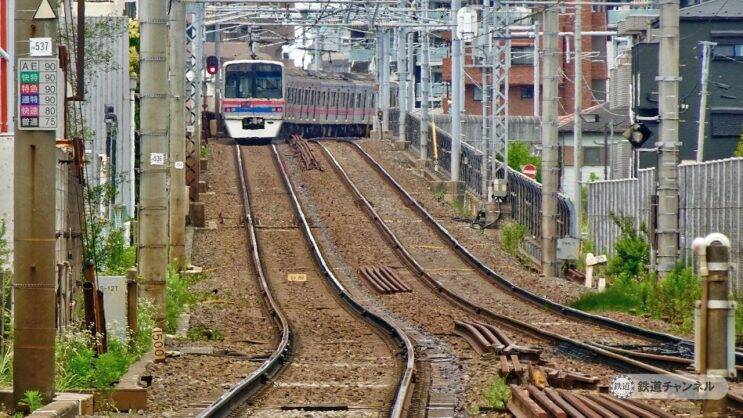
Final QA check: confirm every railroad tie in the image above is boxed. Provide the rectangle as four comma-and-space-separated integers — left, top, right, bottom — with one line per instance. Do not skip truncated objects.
511, 387, 674, 418
453, 320, 541, 362
358, 266, 411, 294
288, 134, 323, 171
507, 384, 548, 418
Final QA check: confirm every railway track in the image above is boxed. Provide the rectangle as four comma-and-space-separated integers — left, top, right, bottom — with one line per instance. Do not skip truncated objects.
314, 139, 743, 411
197, 145, 414, 417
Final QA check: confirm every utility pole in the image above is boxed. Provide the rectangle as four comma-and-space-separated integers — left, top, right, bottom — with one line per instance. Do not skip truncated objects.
419, 0, 431, 162
572, 4, 583, 238
533, 21, 540, 118
396, 0, 407, 141
450, 0, 462, 182
14, 0, 58, 404
407, 31, 415, 113
655, 0, 680, 276
481, 0, 491, 198
696, 41, 715, 163
169, 0, 187, 267
491, 1, 511, 186
382, 29, 391, 133
214, 22, 222, 116
541, 5, 559, 277
139, 0, 170, 326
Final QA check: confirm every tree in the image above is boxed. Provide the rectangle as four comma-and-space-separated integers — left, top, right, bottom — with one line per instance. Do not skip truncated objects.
507, 141, 542, 182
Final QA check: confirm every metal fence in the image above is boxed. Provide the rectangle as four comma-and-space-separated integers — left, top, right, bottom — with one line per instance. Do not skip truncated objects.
588, 158, 742, 289
390, 109, 572, 243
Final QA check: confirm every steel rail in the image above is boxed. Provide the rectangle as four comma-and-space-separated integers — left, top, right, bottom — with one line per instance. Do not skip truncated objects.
271, 144, 416, 418
197, 145, 293, 417
318, 140, 743, 409
345, 140, 743, 360
340, 140, 743, 410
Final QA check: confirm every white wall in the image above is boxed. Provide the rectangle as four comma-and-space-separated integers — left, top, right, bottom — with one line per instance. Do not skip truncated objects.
0, 134, 13, 269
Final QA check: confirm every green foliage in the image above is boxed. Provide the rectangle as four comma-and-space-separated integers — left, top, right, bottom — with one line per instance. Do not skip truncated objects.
449, 199, 468, 218
433, 188, 445, 201
187, 324, 224, 342
54, 299, 154, 392
507, 141, 542, 182
18, 390, 43, 413
500, 221, 527, 256
735, 132, 743, 158
0, 219, 9, 268
166, 267, 203, 334
605, 214, 649, 279
0, 343, 12, 388
482, 376, 511, 410
129, 20, 140, 77
572, 265, 701, 334
101, 228, 136, 275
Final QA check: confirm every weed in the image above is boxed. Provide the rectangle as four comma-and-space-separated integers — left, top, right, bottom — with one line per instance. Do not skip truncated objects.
433, 188, 445, 201
481, 376, 511, 410
605, 214, 649, 279
187, 324, 224, 342
449, 199, 468, 218
500, 221, 526, 256
166, 266, 203, 334
18, 390, 43, 413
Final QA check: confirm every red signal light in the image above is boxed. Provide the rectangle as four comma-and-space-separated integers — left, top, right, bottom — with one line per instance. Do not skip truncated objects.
206, 56, 218, 75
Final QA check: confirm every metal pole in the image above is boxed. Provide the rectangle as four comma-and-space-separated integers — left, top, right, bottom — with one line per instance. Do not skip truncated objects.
139, 0, 170, 326
169, 0, 187, 267
450, 0, 462, 182
572, 3, 583, 238
481, 0, 491, 198
397, 3, 407, 141
313, 27, 321, 71
696, 41, 715, 163
407, 31, 415, 113
533, 21, 540, 118
380, 30, 391, 133
492, 1, 511, 185
13, 0, 58, 404
655, 0, 680, 276
420, 0, 430, 162
541, 5, 559, 277
214, 21, 222, 116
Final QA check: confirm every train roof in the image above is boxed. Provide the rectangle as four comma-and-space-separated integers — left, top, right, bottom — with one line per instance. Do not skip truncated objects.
284, 65, 374, 83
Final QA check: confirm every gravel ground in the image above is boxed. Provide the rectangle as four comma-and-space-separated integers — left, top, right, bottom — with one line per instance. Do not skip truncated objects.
146, 141, 278, 416
238, 145, 401, 417
326, 141, 650, 346
288, 141, 698, 416
359, 140, 680, 336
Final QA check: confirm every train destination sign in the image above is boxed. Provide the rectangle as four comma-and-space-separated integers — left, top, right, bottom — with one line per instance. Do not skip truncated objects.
17, 57, 60, 131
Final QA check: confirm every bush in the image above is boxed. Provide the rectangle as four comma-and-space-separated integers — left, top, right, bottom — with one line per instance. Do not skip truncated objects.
507, 141, 542, 182
606, 214, 649, 278
500, 221, 526, 256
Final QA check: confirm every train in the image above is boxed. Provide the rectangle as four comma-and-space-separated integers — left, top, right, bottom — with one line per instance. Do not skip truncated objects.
216, 59, 377, 143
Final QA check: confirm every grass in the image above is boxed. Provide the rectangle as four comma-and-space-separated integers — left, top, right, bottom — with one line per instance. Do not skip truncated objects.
481, 376, 511, 410
500, 221, 527, 256
165, 266, 204, 334
187, 324, 224, 342
572, 266, 701, 334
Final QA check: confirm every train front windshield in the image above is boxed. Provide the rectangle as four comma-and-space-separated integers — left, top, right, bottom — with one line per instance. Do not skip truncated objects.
224, 63, 283, 100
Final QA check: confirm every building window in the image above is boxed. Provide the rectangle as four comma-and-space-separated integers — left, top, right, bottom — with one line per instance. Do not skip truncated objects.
583, 147, 604, 165
713, 44, 743, 59
521, 86, 534, 99
511, 46, 534, 66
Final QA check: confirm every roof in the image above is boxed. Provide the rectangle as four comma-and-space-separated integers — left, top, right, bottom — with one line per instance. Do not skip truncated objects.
680, 0, 743, 20
558, 104, 630, 134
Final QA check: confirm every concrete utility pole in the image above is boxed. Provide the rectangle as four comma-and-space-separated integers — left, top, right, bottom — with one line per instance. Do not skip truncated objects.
379, 30, 391, 133
169, 0, 187, 267
696, 41, 715, 163
533, 21, 540, 118
572, 4, 583, 237
14, 0, 58, 404
655, 0, 680, 276
396, 1, 407, 141
139, 0, 170, 326
541, 5, 559, 277
450, 0, 462, 182
214, 22, 222, 116
419, 0, 431, 162
407, 31, 415, 113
